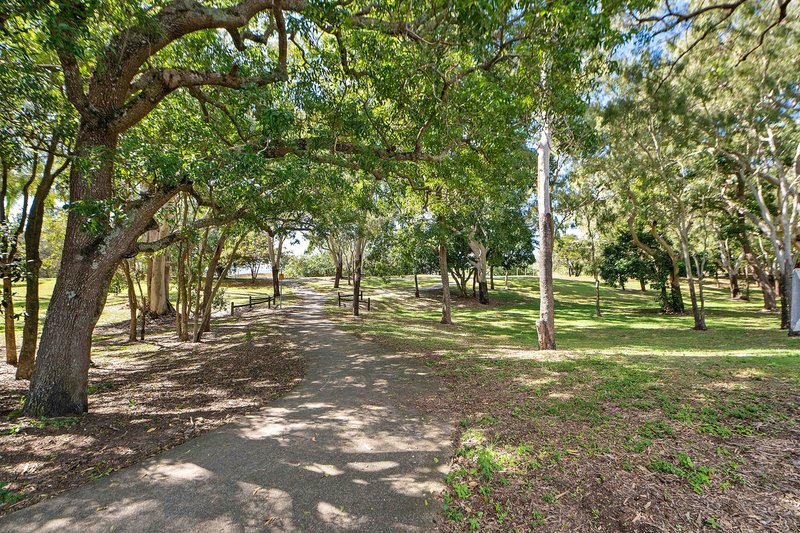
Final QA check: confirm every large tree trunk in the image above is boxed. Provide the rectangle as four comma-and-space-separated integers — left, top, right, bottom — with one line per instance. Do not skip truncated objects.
25, 129, 122, 416
438, 243, 452, 324
146, 222, 172, 316
536, 125, 555, 350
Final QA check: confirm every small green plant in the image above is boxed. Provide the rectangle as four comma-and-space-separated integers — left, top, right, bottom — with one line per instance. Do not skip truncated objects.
622, 459, 633, 471
530, 509, 545, 527
705, 514, 722, 529
542, 492, 556, 503
0, 483, 25, 505
639, 420, 673, 439
649, 453, 715, 494
4, 425, 22, 436
453, 482, 471, 499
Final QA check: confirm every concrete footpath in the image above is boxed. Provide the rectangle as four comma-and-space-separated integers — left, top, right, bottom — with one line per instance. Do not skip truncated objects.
0, 288, 452, 532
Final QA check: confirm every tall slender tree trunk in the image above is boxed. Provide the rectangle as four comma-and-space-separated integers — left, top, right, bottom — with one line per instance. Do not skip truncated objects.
177, 243, 190, 341
438, 243, 452, 325
679, 236, 706, 330
788, 267, 799, 337
414, 273, 420, 298
194, 233, 227, 342
333, 259, 343, 288
468, 235, 489, 304
267, 234, 284, 298
490, 266, 495, 290
781, 262, 796, 334
3, 277, 16, 366
536, 125, 555, 350
743, 264, 751, 301
122, 260, 138, 342
740, 239, 776, 311
588, 217, 601, 317
18, 136, 62, 379
352, 236, 365, 317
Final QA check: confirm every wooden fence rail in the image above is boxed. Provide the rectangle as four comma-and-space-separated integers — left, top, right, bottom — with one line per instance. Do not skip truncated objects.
230, 294, 274, 315
337, 291, 371, 311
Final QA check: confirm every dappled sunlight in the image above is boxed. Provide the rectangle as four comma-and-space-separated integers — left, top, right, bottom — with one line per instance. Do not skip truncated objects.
0, 286, 451, 532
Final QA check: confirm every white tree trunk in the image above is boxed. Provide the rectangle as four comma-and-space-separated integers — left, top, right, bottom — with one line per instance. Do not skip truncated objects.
145, 222, 171, 315
536, 124, 555, 349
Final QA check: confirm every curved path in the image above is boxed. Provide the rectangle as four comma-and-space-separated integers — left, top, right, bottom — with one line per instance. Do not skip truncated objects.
0, 288, 452, 532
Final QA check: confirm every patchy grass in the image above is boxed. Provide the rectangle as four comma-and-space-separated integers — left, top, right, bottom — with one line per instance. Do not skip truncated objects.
305, 274, 800, 531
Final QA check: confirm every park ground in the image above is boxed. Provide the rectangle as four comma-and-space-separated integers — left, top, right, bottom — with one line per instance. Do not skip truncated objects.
312, 275, 799, 532
0, 279, 305, 515
1, 274, 799, 532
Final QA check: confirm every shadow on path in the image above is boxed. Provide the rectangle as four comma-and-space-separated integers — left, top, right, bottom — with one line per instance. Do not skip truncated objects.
0, 288, 453, 532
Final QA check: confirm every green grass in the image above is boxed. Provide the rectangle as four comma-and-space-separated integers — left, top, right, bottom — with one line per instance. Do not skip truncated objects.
305, 274, 799, 531
0, 277, 292, 342
310, 274, 797, 358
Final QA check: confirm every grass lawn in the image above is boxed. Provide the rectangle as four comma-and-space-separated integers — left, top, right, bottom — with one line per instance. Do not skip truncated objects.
0, 276, 294, 344
307, 274, 800, 532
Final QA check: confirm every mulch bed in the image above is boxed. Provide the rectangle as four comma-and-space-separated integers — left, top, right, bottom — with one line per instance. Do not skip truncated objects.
0, 306, 306, 516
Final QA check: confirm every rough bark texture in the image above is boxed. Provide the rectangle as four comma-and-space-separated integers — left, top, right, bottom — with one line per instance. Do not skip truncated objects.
536, 126, 555, 350
25, 0, 293, 415
438, 243, 452, 324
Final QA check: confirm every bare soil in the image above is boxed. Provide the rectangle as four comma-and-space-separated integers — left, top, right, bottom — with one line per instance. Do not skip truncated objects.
0, 305, 305, 516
